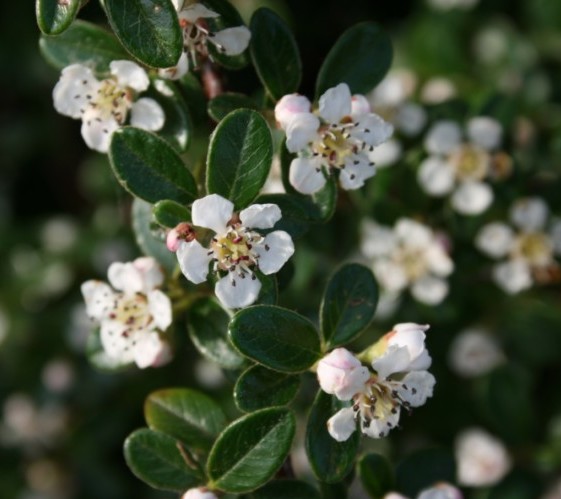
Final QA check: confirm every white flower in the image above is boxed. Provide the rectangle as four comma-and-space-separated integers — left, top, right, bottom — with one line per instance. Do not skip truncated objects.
275, 83, 393, 194
361, 218, 453, 305
159, 2, 251, 79
448, 328, 504, 377
455, 428, 511, 487
176, 194, 294, 309
81, 257, 172, 368
316, 348, 370, 401
53, 61, 164, 153
182, 487, 218, 499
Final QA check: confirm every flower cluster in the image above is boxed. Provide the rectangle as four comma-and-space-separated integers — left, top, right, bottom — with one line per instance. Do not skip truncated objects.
275, 83, 393, 194
317, 323, 435, 441
476, 197, 561, 293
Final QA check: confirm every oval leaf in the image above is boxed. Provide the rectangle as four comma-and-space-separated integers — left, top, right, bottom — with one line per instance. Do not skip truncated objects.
153, 199, 191, 228
145, 388, 227, 451
207, 109, 273, 210
208, 93, 258, 122
358, 453, 394, 499
229, 305, 321, 373
249, 479, 321, 499
249, 8, 302, 100
320, 263, 378, 348
110, 127, 197, 205
306, 391, 359, 483
104, 0, 182, 68
36, 0, 81, 35
234, 365, 300, 412
207, 407, 296, 493
316, 22, 393, 97
124, 428, 203, 492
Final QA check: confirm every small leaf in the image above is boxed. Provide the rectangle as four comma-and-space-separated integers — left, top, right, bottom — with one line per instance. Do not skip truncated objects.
234, 365, 300, 412
208, 93, 258, 122
207, 109, 273, 210
207, 407, 296, 493
36, 0, 81, 35
229, 305, 321, 373
320, 263, 378, 348
109, 127, 197, 205
249, 8, 302, 100
316, 22, 393, 97
358, 453, 394, 499
306, 391, 359, 483
39, 20, 128, 72
104, 0, 182, 68
145, 388, 227, 451
187, 298, 246, 370
249, 479, 321, 499
124, 428, 203, 492
153, 199, 191, 228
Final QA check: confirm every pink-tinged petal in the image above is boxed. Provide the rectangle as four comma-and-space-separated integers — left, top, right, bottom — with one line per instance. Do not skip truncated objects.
451, 181, 493, 215
81, 280, 115, 320
475, 222, 514, 259
467, 116, 502, 151
351, 113, 393, 146
80, 111, 119, 153
317, 348, 369, 400
424, 120, 462, 155
275, 94, 311, 129
255, 231, 294, 275
108, 262, 143, 294
215, 272, 261, 309
212, 26, 251, 56
289, 157, 326, 194
176, 240, 211, 284
350, 94, 371, 117
319, 83, 352, 123
509, 197, 549, 232
192, 194, 234, 233
132, 257, 164, 292
327, 407, 356, 442
130, 98, 165, 131
132, 331, 168, 369
285, 112, 320, 152
397, 371, 435, 407
418, 156, 455, 196
110, 60, 149, 92
182, 487, 218, 499
239, 204, 281, 229
53, 64, 100, 119
147, 290, 172, 330
180, 3, 219, 22
339, 155, 375, 191
411, 276, 449, 305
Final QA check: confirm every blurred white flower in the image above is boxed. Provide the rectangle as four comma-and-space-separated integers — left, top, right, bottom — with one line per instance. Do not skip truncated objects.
448, 328, 504, 377
41, 359, 75, 393
417, 483, 463, 499
427, 0, 479, 11
420, 78, 457, 104
40, 217, 78, 253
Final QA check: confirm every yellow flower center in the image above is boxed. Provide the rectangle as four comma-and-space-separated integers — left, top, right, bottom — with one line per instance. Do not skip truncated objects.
109, 293, 152, 335
91, 79, 133, 124
450, 145, 490, 181
395, 247, 428, 281
210, 225, 262, 272
514, 232, 553, 267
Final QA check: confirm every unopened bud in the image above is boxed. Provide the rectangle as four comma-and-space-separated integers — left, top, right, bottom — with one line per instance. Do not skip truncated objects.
166, 222, 195, 252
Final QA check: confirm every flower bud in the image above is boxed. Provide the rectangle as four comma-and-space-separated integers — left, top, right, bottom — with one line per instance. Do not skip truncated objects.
317, 348, 370, 401
274, 94, 311, 129
182, 487, 218, 499
166, 222, 195, 252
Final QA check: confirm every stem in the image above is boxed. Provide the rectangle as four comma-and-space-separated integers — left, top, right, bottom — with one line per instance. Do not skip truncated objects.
201, 61, 224, 100
176, 441, 203, 474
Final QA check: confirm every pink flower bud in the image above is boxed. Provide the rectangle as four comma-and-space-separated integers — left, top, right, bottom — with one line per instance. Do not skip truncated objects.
317, 348, 370, 401
166, 222, 195, 252
274, 94, 311, 129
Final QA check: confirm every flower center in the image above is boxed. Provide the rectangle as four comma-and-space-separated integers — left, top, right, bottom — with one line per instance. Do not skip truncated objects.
514, 232, 553, 266
109, 293, 152, 335
210, 225, 263, 274
90, 78, 133, 124
395, 247, 428, 281
180, 18, 225, 68
450, 145, 490, 181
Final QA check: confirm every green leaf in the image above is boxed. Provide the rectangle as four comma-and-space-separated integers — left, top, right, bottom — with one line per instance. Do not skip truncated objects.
234, 365, 300, 412
110, 127, 197, 205
207, 407, 296, 493
153, 199, 191, 228
254, 271, 278, 306
39, 20, 128, 72
187, 298, 246, 370
145, 388, 227, 451
306, 391, 359, 483
207, 109, 273, 210
316, 22, 393, 97
229, 305, 321, 373
249, 479, 321, 499
124, 428, 203, 492
208, 93, 258, 122
36, 0, 81, 35
104, 0, 182, 68
320, 263, 378, 348
249, 8, 302, 100
132, 198, 177, 274
358, 453, 394, 499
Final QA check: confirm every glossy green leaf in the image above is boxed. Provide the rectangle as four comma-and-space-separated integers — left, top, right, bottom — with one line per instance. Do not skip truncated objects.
254, 271, 278, 306
207, 109, 273, 210
104, 0, 182, 68
234, 365, 300, 412
229, 305, 321, 373
249, 8, 302, 100
36, 0, 81, 35
187, 298, 245, 370
145, 388, 227, 451
358, 453, 394, 499
124, 428, 203, 492
306, 391, 359, 483
39, 20, 128, 72
320, 263, 378, 348
110, 127, 197, 205
207, 407, 296, 493
153, 200, 191, 228
208, 93, 258, 122
249, 479, 321, 499
316, 22, 393, 97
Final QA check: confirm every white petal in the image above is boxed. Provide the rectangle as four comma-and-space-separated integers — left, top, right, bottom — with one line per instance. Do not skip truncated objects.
351, 113, 394, 146
171, 0, 184, 11
275, 94, 311, 129
132, 331, 167, 369
467, 116, 502, 150
158, 52, 190, 80
418, 484, 462, 499
339, 155, 376, 190
451, 181, 493, 215
100, 320, 134, 364
255, 231, 294, 274
177, 240, 211, 284
212, 26, 251, 56
81, 280, 115, 320
475, 222, 514, 258
373, 260, 408, 293
388, 323, 431, 368
510, 197, 549, 232
493, 260, 532, 294
395, 102, 427, 136
327, 407, 356, 442
319, 83, 352, 123
239, 204, 281, 229
397, 371, 436, 407
362, 407, 401, 439
285, 113, 320, 152
317, 348, 369, 400
411, 276, 449, 305
130, 98, 165, 131
215, 272, 261, 309
180, 4, 219, 22
53, 64, 99, 119
289, 156, 326, 194
80, 111, 120, 153
182, 487, 219, 499
425, 244, 454, 276
110, 60, 149, 92
133, 257, 165, 292
350, 94, 371, 117
371, 345, 412, 379
395, 218, 432, 247
368, 139, 402, 167
360, 219, 396, 258
192, 194, 234, 233
421, 77, 457, 104
108, 262, 144, 294
424, 120, 462, 155
148, 290, 172, 330
417, 157, 455, 196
